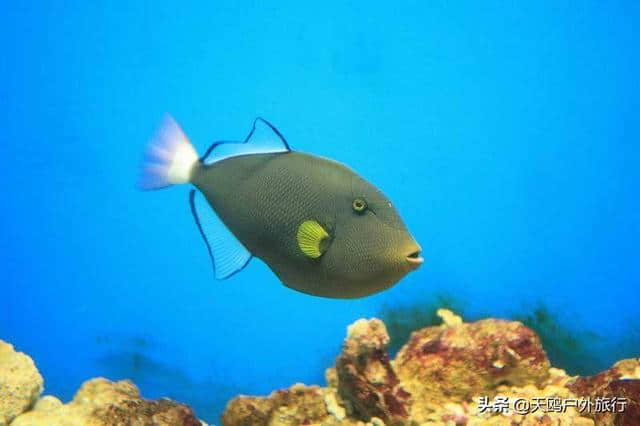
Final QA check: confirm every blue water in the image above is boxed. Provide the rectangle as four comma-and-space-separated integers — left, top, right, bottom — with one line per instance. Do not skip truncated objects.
1, 1, 639, 423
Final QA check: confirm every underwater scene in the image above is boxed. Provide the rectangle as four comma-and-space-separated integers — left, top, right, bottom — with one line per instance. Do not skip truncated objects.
1, 2, 639, 425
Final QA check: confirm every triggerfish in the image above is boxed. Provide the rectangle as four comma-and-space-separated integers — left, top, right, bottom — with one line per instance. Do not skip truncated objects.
139, 116, 423, 298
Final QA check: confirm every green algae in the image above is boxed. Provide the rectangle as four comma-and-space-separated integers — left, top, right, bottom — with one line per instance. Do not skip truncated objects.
378, 296, 639, 377
94, 336, 240, 423
380, 293, 466, 355
512, 304, 602, 376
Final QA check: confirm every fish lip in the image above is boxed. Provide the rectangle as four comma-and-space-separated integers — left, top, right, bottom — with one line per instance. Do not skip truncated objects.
405, 250, 424, 267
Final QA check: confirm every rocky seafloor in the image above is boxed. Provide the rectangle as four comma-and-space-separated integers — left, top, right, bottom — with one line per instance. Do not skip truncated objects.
1, 310, 639, 425
0, 340, 205, 426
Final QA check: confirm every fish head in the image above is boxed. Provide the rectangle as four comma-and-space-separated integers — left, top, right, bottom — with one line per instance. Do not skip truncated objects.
324, 173, 422, 296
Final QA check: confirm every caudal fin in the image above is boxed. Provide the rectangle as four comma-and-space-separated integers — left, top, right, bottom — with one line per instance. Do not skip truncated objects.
139, 115, 200, 190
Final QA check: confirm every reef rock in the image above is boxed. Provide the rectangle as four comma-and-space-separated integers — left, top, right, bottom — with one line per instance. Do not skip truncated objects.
1, 338, 205, 425
335, 318, 410, 423
221, 383, 357, 426
221, 319, 409, 426
0, 340, 44, 426
222, 310, 640, 426
10, 378, 203, 426
394, 310, 550, 420
567, 358, 640, 425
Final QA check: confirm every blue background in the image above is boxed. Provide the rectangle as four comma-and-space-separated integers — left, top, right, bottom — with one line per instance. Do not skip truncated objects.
1, 1, 639, 423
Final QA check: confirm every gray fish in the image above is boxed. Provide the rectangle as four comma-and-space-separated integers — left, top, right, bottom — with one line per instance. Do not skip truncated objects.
140, 116, 422, 298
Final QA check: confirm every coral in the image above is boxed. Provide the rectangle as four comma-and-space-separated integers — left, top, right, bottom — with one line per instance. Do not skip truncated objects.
382, 297, 638, 377
0, 341, 43, 426
95, 343, 242, 421
3, 312, 639, 426
380, 293, 464, 355
10, 378, 204, 426
394, 312, 550, 420
335, 319, 410, 424
567, 358, 640, 425
221, 384, 362, 426
222, 310, 640, 426
31, 395, 63, 412
513, 305, 602, 375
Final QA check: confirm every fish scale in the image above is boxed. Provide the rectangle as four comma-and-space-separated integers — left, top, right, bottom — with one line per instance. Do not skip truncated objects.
141, 116, 422, 298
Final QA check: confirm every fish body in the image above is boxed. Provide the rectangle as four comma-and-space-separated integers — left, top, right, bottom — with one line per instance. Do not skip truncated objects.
140, 116, 422, 299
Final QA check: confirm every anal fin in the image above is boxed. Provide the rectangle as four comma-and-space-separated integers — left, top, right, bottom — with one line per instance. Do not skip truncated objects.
189, 190, 252, 279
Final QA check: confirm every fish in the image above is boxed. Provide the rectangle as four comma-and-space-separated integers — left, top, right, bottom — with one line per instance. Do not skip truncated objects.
139, 115, 423, 298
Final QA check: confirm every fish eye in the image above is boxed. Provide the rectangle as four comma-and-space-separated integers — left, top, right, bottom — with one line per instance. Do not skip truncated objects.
352, 198, 367, 213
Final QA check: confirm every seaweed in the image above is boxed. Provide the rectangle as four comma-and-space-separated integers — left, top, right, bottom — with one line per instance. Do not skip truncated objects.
511, 304, 603, 376
378, 296, 633, 376
379, 293, 467, 355
93, 337, 240, 423
95, 334, 155, 349
611, 317, 640, 365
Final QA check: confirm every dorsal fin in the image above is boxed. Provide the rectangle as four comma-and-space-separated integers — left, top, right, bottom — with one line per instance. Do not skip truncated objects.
201, 117, 291, 165
189, 190, 252, 279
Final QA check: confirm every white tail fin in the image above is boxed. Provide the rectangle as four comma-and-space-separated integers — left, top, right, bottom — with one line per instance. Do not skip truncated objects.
139, 115, 200, 190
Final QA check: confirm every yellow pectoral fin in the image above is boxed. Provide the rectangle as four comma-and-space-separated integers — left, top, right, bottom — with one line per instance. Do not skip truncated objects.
297, 220, 329, 259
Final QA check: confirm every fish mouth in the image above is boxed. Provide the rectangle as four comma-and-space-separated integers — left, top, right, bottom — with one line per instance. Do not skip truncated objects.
405, 249, 424, 268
